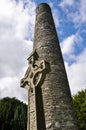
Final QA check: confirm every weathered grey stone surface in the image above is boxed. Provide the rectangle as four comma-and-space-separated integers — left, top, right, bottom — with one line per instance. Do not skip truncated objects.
21, 3, 79, 130
33, 3, 79, 130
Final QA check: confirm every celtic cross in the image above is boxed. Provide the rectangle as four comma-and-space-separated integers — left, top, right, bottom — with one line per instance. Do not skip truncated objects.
20, 50, 47, 92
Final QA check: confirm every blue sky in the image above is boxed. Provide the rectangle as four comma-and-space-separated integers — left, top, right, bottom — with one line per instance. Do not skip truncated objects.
0, 0, 86, 102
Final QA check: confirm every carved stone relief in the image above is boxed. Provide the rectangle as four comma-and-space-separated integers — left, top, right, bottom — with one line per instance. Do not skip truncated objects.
20, 50, 48, 92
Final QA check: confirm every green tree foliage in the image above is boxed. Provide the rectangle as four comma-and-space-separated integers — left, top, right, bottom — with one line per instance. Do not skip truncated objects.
73, 89, 86, 130
0, 97, 27, 130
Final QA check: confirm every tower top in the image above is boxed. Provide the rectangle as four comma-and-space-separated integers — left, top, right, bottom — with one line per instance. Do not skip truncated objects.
36, 3, 51, 14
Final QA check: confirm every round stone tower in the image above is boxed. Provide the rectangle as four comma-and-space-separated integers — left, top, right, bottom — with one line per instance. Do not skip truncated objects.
20, 3, 79, 130
33, 3, 79, 130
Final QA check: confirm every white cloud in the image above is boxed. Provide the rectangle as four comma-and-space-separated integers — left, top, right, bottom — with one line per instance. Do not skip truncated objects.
59, 0, 86, 26
52, 9, 60, 27
75, 0, 86, 24
0, 38, 33, 77
59, 0, 74, 8
61, 33, 86, 94
48, 2, 60, 28
68, 0, 86, 26
61, 35, 76, 55
0, 0, 36, 102
65, 49, 86, 95
0, 0, 36, 39
0, 76, 28, 103
59, 0, 86, 94
61, 33, 82, 56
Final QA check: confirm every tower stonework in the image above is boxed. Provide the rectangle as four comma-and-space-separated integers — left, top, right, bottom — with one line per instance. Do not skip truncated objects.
21, 3, 79, 130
